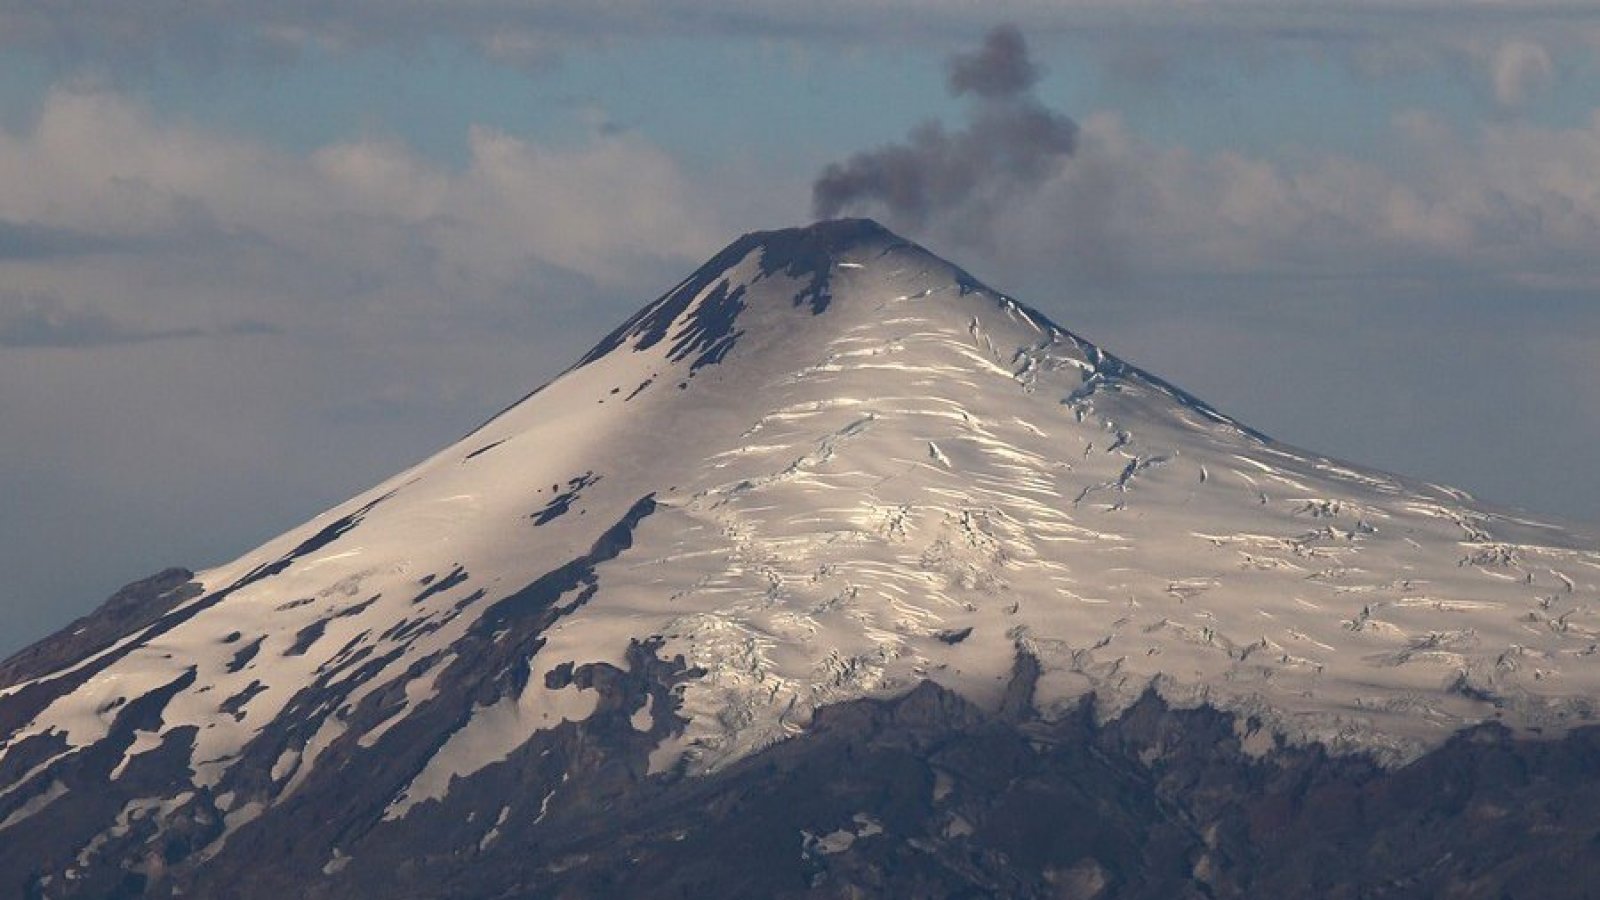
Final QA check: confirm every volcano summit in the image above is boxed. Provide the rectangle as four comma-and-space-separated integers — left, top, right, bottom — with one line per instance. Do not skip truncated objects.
4, 219, 1600, 898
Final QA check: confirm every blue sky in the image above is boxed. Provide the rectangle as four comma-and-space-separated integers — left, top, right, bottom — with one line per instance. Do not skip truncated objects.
3, 2, 1600, 655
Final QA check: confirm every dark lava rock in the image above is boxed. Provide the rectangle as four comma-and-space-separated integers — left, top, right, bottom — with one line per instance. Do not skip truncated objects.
0, 568, 199, 690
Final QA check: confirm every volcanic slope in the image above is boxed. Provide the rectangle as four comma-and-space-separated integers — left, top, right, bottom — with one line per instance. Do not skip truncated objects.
3, 218, 1600, 896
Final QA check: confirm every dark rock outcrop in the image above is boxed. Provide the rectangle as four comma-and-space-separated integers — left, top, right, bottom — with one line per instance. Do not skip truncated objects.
0, 568, 199, 691
166, 653, 1600, 900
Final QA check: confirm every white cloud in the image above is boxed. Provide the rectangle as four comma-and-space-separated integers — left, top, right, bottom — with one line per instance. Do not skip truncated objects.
0, 87, 728, 334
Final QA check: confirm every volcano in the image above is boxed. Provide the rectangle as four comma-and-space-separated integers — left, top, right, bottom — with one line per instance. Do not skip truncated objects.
4, 219, 1600, 898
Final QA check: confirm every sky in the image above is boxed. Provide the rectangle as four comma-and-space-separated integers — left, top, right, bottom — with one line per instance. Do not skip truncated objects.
3, 1, 1600, 656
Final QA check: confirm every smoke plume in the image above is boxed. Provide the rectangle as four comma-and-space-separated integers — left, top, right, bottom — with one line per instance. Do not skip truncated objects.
811, 25, 1077, 239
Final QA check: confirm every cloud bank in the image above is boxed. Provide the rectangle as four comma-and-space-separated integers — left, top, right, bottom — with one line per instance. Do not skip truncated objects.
0, 292, 277, 348
0, 88, 727, 338
980, 107, 1600, 292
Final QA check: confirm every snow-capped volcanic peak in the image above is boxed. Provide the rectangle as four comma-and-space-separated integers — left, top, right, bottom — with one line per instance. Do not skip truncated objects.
5, 219, 1600, 837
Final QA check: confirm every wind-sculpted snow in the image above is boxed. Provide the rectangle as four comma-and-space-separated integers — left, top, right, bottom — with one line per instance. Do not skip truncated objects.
3, 219, 1600, 891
